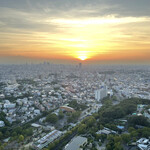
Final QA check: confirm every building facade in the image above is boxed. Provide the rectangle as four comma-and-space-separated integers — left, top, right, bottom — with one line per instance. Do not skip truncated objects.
95, 85, 107, 101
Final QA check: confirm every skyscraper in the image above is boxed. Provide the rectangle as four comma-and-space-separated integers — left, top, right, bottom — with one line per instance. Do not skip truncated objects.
79, 63, 82, 69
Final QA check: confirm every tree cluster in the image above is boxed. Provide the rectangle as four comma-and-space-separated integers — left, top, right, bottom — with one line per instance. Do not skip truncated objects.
68, 100, 87, 111
67, 111, 81, 123
45, 113, 58, 124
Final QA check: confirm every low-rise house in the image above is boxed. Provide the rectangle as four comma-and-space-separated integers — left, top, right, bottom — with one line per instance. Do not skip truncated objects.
33, 130, 62, 150
0, 120, 5, 127
34, 109, 41, 115
136, 138, 150, 150
4, 103, 16, 109
31, 123, 41, 128
137, 105, 147, 113
64, 136, 87, 150
96, 127, 117, 135
6, 116, 16, 124
0, 94, 5, 99
39, 117, 46, 123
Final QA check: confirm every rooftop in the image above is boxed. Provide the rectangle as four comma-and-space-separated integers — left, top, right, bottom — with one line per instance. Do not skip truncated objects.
64, 136, 87, 150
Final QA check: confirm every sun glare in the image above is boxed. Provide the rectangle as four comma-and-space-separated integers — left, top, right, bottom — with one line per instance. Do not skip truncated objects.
74, 51, 91, 61
78, 55, 88, 61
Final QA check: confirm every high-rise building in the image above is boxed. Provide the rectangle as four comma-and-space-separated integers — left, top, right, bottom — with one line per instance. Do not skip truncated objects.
95, 85, 107, 101
79, 63, 82, 69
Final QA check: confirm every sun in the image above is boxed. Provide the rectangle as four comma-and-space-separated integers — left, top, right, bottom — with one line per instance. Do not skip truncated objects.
74, 50, 90, 61
78, 55, 88, 61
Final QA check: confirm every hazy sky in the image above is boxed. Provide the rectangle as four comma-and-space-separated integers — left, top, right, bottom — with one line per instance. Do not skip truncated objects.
0, 0, 150, 64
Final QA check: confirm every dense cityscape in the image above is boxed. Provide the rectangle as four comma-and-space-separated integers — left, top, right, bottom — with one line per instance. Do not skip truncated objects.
0, 63, 150, 150
1, 0, 150, 149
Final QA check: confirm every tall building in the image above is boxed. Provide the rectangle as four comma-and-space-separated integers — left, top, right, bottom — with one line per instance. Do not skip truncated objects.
79, 63, 82, 69
95, 85, 107, 101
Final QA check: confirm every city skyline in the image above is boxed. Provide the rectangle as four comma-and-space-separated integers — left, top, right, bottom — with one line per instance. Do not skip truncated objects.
0, 0, 150, 64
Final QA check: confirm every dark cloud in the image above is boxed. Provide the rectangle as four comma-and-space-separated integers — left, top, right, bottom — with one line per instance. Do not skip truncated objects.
0, 0, 150, 17
0, 0, 150, 33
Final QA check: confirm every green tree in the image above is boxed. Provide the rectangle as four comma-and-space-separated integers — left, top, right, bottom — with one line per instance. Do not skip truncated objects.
0, 146, 4, 150
48, 142, 55, 149
104, 99, 113, 107
0, 132, 3, 139
72, 111, 81, 120
106, 144, 112, 150
141, 127, 150, 138
99, 134, 107, 142
128, 127, 135, 133
132, 137, 136, 142
58, 110, 64, 119
3, 143, 7, 148
12, 131, 17, 137
86, 116, 96, 127
114, 142, 123, 150
67, 111, 81, 123
107, 134, 114, 141
5, 131, 10, 137
121, 134, 131, 143
14, 127, 22, 135
46, 113, 58, 124
78, 124, 86, 134
130, 131, 138, 138
128, 116, 149, 127
18, 135, 24, 143
25, 128, 33, 136
100, 125, 104, 130
114, 136, 122, 143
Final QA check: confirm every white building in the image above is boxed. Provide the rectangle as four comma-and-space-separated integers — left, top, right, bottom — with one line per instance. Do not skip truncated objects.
95, 85, 107, 101
0, 94, 5, 99
144, 112, 150, 120
34, 130, 62, 150
96, 127, 117, 135
4, 103, 16, 109
136, 138, 150, 150
0, 121, 5, 127
64, 136, 87, 150
34, 109, 41, 115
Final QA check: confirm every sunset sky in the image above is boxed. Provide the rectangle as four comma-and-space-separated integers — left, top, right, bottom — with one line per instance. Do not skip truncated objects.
0, 0, 150, 64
